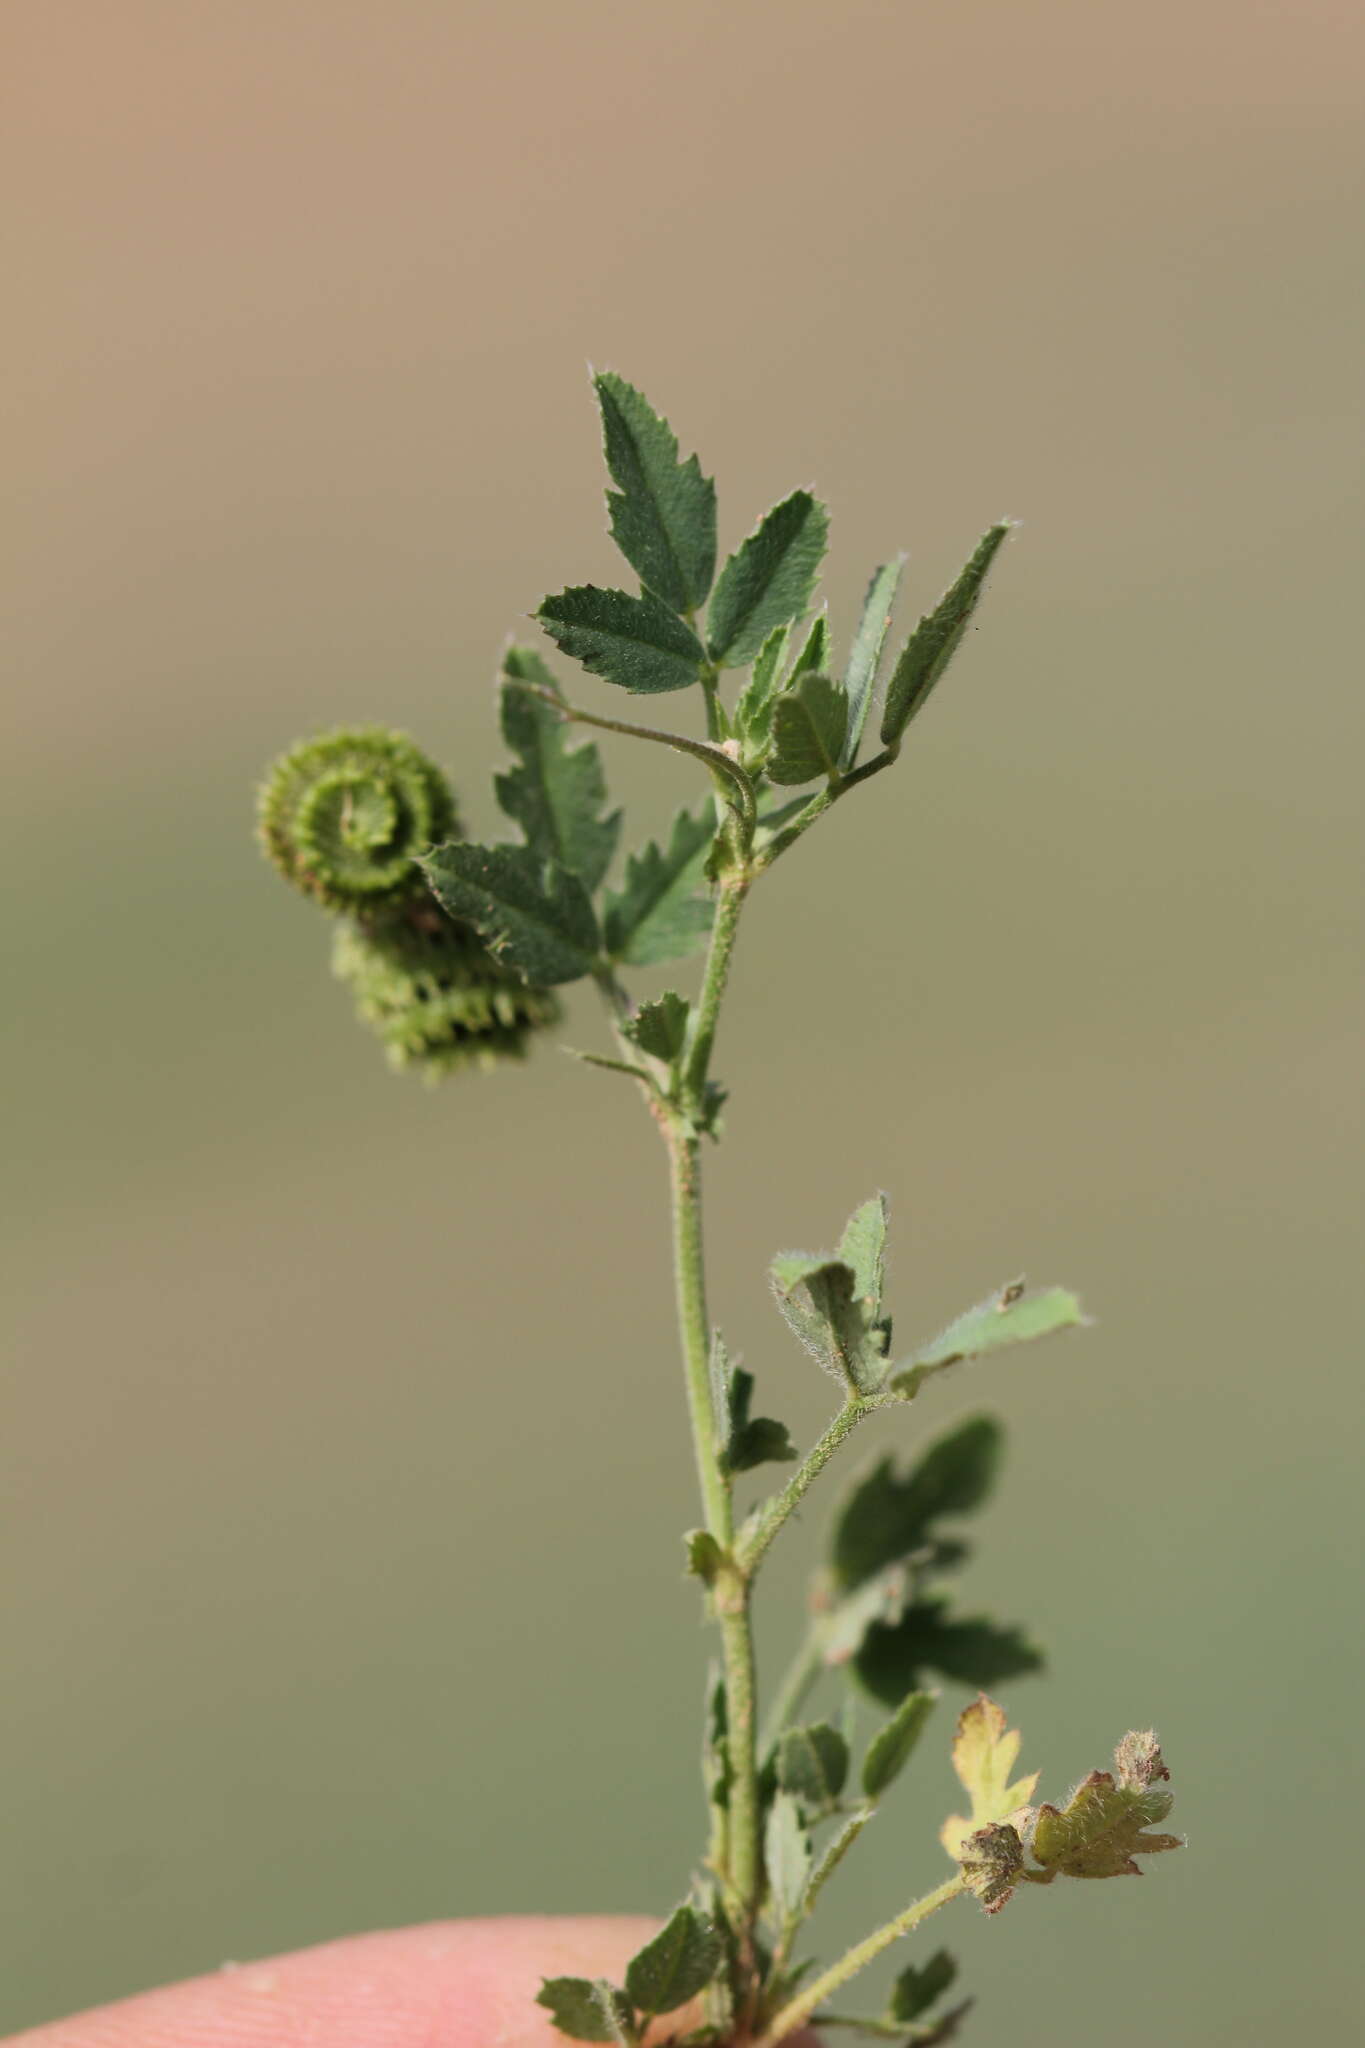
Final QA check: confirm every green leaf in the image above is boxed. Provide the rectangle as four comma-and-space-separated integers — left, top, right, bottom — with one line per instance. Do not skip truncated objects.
880, 524, 1011, 747
624, 1904, 724, 2015
764, 1791, 813, 1923
420, 843, 599, 985
889, 1950, 958, 2024
707, 490, 830, 668
704, 1662, 732, 1810
729, 1414, 798, 1472
854, 1600, 1042, 1708
537, 1977, 631, 2043
777, 1723, 850, 1809
769, 1253, 889, 1396
861, 1689, 935, 1799
786, 608, 831, 683
626, 989, 690, 1063
767, 673, 851, 786
733, 622, 791, 762
891, 1282, 1085, 1400
595, 372, 717, 614
820, 1560, 912, 1668
502, 642, 566, 698
684, 1527, 723, 1584
837, 1193, 889, 1323
538, 585, 705, 696
495, 674, 621, 891
842, 558, 904, 767
715, 1355, 797, 1474
1029, 1732, 1180, 1879
603, 804, 715, 966
831, 1417, 1002, 1590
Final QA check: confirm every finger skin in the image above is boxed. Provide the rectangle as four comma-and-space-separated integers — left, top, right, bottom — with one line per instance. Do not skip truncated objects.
4, 1916, 821, 2047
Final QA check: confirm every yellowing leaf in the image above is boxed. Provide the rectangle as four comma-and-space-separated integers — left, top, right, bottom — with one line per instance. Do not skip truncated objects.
940, 1693, 1038, 1860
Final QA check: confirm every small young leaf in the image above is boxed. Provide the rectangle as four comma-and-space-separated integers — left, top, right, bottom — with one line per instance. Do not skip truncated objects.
777, 1722, 850, 1809
785, 608, 831, 683
891, 1282, 1085, 1399
837, 1193, 889, 1322
861, 1688, 935, 1799
764, 1791, 814, 1923
718, 1360, 797, 1473
888, 1949, 958, 2024
831, 1417, 1002, 1590
595, 372, 717, 614
769, 1254, 888, 1395
842, 558, 904, 767
626, 990, 690, 1063
604, 805, 715, 966
495, 674, 621, 891
855, 1602, 1042, 1709
420, 843, 599, 985
624, 1904, 724, 2015
707, 491, 830, 669
939, 1693, 1039, 1861
684, 1528, 724, 1583
538, 585, 705, 696
880, 525, 1010, 747
767, 673, 850, 786
537, 1977, 627, 2043
733, 622, 791, 761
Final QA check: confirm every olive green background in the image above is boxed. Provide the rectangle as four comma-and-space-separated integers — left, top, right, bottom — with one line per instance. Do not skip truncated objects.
5, 1, 1362, 2037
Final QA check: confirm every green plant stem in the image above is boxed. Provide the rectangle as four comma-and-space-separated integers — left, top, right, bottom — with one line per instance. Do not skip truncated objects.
738, 1395, 888, 1574
758, 1626, 825, 1759
755, 1874, 969, 2048
682, 876, 749, 1112
753, 747, 899, 871
529, 683, 756, 833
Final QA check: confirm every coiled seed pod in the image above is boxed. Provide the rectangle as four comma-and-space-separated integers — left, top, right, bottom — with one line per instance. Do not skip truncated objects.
257, 727, 457, 912
332, 906, 560, 1079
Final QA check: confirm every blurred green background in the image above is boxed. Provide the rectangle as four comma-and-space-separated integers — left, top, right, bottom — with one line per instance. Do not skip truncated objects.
5, 1, 1362, 2037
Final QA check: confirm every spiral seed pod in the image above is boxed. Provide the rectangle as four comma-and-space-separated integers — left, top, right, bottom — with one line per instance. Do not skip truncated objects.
258, 727, 457, 913
332, 906, 561, 1080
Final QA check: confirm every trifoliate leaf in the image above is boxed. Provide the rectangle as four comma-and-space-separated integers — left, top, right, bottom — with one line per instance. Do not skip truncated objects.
940, 1694, 1039, 1861
891, 1283, 1085, 1400
604, 804, 715, 966
538, 585, 705, 696
880, 525, 1010, 747
855, 1602, 1042, 1710
624, 1904, 724, 2015
842, 558, 904, 767
495, 674, 621, 891
626, 989, 690, 1063
765, 1791, 814, 1924
707, 491, 830, 669
767, 673, 851, 786
959, 1820, 1026, 1914
1029, 1732, 1180, 1879
420, 843, 599, 985
777, 1723, 850, 1810
595, 372, 717, 614
831, 1417, 1002, 1591
889, 1949, 958, 2023
769, 1253, 889, 1396
860, 1689, 935, 1799
537, 1977, 631, 2043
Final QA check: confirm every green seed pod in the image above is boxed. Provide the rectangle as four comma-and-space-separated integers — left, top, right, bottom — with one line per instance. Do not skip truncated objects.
332, 905, 561, 1080
257, 727, 457, 913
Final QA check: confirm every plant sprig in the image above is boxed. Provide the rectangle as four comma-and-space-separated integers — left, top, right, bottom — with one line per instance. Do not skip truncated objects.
255, 372, 1181, 2046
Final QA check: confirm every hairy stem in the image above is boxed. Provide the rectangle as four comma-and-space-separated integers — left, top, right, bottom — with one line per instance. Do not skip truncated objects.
755, 1874, 968, 2047
738, 1396, 887, 1574
753, 746, 899, 870
682, 876, 749, 1111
